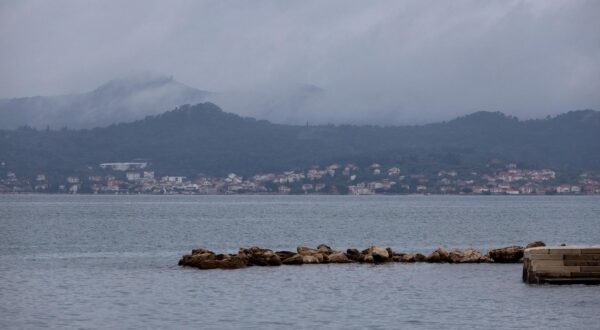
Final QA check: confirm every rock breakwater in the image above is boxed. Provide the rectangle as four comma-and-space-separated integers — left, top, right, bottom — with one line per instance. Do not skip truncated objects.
179, 241, 545, 270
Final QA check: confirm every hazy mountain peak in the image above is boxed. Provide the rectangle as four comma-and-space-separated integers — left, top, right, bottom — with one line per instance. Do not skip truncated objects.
206, 82, 326, 124
158, 102, 226, 119
93, 73, 175, 95
450, 111, 518, 124
552, 109, 600, 123
0, 75, 210, 129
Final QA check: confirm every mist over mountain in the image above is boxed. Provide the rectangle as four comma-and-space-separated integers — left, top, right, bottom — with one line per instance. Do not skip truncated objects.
0, 75, 337, 128
2, 1, 599, 125
1, 103, 598, 180
207, 83, 328, 125
5, 73, 597, 130
0, 74, 210, 129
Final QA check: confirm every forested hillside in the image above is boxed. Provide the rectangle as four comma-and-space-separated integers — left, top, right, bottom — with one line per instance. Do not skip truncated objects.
1, 103, 599, 179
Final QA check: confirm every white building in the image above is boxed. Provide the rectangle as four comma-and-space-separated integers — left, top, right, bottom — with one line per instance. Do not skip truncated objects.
99, 162, 148, 171
162, 176, 186, 184
126, 172, 141, 181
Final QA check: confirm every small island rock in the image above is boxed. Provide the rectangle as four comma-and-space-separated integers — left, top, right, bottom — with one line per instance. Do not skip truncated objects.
282, 254, 304, 265
426, 247, 451, 263
448, 248, 492, 263
276, 251, 296, 260
317, 244, 333, 254
364, 246, 390, 263
526, 241, 546, 249
302, 255, 320, 264
346, 249, 362, 261
487, 246, 524, 263
240, 247, 282, 266
328, 252, 350, 263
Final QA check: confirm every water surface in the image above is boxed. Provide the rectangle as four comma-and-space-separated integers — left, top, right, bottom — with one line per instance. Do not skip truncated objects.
1, 195, 599, 329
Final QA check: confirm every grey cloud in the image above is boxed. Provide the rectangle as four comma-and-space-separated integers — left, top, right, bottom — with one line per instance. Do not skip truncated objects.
1, 0, 599, 124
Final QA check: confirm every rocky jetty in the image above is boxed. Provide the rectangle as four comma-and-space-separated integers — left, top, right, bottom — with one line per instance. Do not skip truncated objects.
179, 241, 545, 270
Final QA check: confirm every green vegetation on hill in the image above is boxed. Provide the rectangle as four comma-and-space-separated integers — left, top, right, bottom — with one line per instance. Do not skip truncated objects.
1, 103, 599, 180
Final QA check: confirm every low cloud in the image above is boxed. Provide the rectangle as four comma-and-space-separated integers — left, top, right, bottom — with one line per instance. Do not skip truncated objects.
1, 0, 599, 124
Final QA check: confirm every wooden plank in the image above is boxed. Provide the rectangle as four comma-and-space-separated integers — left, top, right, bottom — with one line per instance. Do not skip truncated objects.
571, 272, 600, 278
580, 266, 600, 272
543, 278, 600, 284
548, 248, 581, 255
535, 272, 573, 278
581, 248, 600, 254
532, 265, 580, 273
564, 260, 600, 266
525, 248, 549, 256
564, 254, 600, 260
527, 254, 564, 260
530, 260, 565, 267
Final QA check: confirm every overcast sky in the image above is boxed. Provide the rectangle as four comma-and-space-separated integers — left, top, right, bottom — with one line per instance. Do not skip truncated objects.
1, 0, 599, 123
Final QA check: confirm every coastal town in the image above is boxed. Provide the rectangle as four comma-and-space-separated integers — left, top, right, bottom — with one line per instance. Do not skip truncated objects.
1, 161, 599, 195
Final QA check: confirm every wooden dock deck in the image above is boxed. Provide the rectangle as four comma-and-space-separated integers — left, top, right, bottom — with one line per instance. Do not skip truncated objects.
523, 246, 600, 284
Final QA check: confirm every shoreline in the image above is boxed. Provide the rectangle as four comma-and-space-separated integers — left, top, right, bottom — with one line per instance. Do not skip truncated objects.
1, 192, 598, 197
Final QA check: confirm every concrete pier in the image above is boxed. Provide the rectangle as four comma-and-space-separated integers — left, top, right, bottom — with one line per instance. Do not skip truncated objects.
523, 246, 600, 284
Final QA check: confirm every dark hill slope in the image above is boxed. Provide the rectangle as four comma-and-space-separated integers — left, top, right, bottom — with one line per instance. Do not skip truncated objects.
1, 103, 598, 178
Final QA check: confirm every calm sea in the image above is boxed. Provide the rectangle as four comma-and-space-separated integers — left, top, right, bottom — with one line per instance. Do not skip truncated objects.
1, 195, 599, 329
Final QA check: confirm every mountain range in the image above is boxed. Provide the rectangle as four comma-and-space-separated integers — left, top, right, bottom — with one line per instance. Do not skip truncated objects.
1, 103, 599, 180
0, 74, 334, 129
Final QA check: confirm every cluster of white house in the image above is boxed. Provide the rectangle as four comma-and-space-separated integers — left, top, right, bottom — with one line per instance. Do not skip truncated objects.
2, 162, 600, 195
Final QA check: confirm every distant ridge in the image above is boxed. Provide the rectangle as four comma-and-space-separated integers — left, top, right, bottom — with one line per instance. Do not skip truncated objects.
0, 74, 210, 129
1, 103, 598, 179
